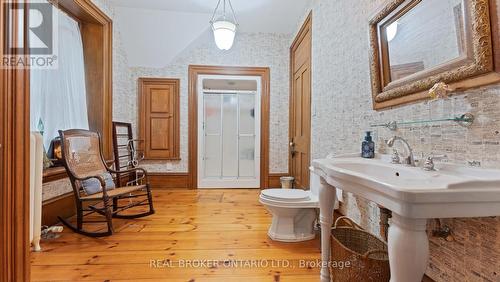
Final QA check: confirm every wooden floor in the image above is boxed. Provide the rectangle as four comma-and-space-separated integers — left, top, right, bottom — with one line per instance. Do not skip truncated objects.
31, 189, 321, 281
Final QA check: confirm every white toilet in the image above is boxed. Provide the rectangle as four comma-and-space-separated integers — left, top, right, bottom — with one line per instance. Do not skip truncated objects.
259, 171, 321, 242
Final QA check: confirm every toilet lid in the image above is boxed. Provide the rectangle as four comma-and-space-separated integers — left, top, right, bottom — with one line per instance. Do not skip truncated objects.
261, 189, 310, 202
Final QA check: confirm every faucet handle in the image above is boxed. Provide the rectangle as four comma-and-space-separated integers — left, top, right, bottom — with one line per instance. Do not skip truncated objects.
391, 149, 401, 164
423, 154, 448, 171
468, 160, 481, 167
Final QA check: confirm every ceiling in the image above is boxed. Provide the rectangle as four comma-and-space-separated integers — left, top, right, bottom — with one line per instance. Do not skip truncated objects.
110, 0, 312, 34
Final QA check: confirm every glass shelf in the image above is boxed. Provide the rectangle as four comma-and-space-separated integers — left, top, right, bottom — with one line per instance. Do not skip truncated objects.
370, 113, 474, 131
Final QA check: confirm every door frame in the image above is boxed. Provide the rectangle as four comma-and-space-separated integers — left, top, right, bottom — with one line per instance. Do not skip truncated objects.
197, 74, 262, 188
188, 65, 270, 189
289, 12, 312, 187
1, 1, 31, 281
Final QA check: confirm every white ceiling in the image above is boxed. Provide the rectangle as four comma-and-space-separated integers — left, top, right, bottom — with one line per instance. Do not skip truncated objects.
110, 0, 312, 34
111, 0, 312, 68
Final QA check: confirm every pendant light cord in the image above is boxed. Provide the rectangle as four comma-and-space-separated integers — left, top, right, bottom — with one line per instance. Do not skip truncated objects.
227, 0, 238, 25
210, 0, 222, 23
210, 0, 238, 25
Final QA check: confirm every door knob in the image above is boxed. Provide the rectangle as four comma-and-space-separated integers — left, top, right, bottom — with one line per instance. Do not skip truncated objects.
289, 141, 297, 157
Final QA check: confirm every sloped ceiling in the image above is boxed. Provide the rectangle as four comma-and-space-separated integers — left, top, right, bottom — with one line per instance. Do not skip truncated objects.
111, 0, 312, 68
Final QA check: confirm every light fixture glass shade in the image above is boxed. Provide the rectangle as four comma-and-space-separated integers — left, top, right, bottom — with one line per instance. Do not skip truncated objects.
212, 20, 237, 50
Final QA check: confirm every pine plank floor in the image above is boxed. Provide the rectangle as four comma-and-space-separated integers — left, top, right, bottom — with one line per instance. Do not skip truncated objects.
31, 189, 321, 281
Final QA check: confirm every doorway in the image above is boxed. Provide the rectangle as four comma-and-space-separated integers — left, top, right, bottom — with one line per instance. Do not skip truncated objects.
197, 75, 261, 188
289, 13, 312, 189
188, 65, 270, 189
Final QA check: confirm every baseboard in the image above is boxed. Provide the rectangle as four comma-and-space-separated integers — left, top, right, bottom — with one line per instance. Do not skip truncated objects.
149, 172, 189, 189
422, 275, 435, 282
148, 172, 286, 189
42, 192, 75, 226
268, 173, 288, 188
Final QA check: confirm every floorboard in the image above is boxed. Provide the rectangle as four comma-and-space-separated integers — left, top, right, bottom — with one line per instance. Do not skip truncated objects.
31, 189, 322, 282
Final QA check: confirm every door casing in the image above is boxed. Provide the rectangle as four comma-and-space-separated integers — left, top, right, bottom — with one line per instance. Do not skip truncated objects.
1, 1, 31, 280
196, 75, 262, 188
188, 65, 270, 189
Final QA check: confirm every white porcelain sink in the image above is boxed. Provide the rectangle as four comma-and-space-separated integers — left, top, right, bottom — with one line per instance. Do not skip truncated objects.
311, 153, 500, 282
312, 153, 500, 218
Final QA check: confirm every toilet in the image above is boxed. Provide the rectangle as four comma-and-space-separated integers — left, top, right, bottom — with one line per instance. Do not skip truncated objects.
259, 170, 321, 242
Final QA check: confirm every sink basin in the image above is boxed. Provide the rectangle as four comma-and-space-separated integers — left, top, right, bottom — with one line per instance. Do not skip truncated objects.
311, 153, 500, 218
313, 153, 500, 282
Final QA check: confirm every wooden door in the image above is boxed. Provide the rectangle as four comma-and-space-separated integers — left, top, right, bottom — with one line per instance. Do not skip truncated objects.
139, 78, 180, 160
289, 13, 312, 189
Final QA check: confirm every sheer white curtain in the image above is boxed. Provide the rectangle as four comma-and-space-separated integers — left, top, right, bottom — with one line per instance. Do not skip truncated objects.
30, 8, 89, 149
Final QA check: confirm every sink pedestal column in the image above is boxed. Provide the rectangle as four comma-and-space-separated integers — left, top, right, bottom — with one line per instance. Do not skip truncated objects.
388, 214, 429, 282
318, 176, 429, 282
319, 177, 337, 282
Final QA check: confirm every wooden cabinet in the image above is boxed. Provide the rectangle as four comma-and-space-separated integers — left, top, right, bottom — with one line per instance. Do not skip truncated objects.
139, 78, 180, 160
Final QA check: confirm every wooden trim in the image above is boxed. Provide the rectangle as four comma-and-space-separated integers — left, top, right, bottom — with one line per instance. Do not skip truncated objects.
423, 274, 435, 282
58, 0, 113, 159
42, 193, 75, 227
138, 78, 181, 160
42, 166, 67, 183
0, 1, 31, 280
268, 173, 288, 188
42, 159, 114, 183
0, 0, 112, 279
148, 173, 189, 189
188, 65, 271, 189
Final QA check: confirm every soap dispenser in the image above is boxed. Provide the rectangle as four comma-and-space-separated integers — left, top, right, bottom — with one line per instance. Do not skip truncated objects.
361, 131, 375, 159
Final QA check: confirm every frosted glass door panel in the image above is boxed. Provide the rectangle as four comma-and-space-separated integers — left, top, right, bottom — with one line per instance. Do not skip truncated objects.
204, 94, 222, 177
239, 94, 255, 135
239, 136, 255, 177
204, 135, 221, 177
222, 94, 238, 177
204, 95, 221, 134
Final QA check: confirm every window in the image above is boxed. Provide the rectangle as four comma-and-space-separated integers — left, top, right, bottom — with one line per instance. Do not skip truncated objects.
30, 8, 89, 149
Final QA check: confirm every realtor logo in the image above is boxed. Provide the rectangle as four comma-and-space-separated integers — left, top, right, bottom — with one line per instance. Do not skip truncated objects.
2, 0, 58, 69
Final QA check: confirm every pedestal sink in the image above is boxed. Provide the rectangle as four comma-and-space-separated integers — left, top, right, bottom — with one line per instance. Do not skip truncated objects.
311, 153, 500, 282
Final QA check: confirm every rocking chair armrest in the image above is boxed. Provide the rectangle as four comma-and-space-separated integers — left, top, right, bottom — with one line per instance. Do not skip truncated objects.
107, 167, 147, 176
107, 167, 149, 183
74, 175, 110, 197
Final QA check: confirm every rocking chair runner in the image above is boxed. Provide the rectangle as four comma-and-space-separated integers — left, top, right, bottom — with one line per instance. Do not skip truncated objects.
58, 129, 155, 237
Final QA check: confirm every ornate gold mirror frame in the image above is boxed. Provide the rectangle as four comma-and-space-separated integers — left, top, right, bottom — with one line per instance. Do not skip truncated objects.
369, 0, 500, 110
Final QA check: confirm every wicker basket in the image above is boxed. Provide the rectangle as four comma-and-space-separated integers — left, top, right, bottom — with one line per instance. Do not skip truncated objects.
330, 216, 390, 282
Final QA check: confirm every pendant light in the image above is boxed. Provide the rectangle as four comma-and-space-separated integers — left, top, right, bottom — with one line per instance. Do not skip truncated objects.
210, 0, 238, 50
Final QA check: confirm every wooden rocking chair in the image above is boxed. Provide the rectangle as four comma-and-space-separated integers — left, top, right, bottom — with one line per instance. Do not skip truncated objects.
58, 129, 155, 237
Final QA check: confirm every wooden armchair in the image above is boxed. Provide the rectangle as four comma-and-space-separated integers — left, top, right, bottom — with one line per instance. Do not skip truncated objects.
58, 129, 154, 237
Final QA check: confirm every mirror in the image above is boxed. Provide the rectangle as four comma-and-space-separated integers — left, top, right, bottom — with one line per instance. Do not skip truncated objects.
385, 0, 467, 81
369, 0, 497, 110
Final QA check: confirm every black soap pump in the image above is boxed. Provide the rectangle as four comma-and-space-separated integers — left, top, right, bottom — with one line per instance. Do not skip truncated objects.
361, 131, 375, 159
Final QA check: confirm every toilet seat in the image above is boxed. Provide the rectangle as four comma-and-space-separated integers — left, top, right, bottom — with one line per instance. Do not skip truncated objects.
261, 188, 310, 202
259, 189, 319, 208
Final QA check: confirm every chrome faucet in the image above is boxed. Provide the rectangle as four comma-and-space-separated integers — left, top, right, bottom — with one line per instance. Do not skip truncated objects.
386, 136, 416, 167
